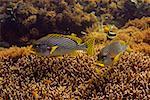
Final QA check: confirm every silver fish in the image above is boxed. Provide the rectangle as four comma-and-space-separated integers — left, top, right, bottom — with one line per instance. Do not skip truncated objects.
33, 34, 94, 56
98, 41, 127, 65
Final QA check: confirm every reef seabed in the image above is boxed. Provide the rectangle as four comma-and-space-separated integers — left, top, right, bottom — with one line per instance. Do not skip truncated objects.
0, 0, 150, 99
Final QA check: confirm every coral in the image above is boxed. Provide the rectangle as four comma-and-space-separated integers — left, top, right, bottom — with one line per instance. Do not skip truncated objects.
0, 48, 102, 99
83, 31, 107, 45
98, 51, 150, 99
124, 17, 150, 30
115, 18, 150, 55
0, 1, 150, 99
1, 0, 149, 46
0, 46, 34, 59
0, 0, 98, 46
0, 47, 150, 99
130, 43, 150, 55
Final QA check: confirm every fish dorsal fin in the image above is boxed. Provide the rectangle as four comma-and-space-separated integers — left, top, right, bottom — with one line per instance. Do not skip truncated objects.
65, 34, 82, 44
47, 33, 82, 45
110, 40, 126, 46
47, 34, 62, 38
39, 33, 82, 44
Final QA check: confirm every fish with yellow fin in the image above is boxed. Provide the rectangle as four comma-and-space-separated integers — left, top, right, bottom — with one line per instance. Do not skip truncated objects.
97, 40, 130, 66
103, 25, 117, 40
32, 34, 95, 56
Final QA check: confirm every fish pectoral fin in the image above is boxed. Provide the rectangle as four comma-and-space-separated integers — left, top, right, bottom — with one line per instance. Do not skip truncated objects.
113, 52, 123, 64
49, 46, 58, 54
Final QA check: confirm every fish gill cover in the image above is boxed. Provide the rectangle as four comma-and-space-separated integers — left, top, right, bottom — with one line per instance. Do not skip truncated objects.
0, 0, 150, 99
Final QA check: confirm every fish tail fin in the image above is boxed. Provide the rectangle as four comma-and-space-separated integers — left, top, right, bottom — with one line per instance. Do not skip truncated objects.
86, 38, 95, 56
84, 38, 95, 56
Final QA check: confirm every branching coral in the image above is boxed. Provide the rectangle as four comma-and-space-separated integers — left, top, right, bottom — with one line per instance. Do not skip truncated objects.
0, 1, 150, 99
0, 46, 34, 59
0, 0, 98, 46
98, 51, 150, 99
0, 0, 149, 46
124, 17, 150, 30
0, 46, 150, 99
110, 17, 150, 55
0, 48, 102, 99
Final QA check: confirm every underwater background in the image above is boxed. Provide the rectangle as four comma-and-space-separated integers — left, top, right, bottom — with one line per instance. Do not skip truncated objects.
0, 0, 150, 99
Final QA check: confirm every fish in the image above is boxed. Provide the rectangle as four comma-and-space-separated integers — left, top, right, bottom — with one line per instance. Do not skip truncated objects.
0, 42, 10, 51
0, 14, 9, 23
97, 40, 128, 66
103, 25, 117, 40
107, 31, 117, 40
0, 41, 10, 48
130, 0, 138, 5
32, 34, 95, 56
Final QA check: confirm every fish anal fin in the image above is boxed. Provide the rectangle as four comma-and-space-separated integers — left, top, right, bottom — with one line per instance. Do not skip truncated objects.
95, 62, 105, 67
69, 50, 84, 56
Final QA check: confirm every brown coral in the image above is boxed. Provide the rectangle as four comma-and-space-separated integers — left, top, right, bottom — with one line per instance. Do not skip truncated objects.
0, 46, 34, 59
0, 46, 150, 99
99, 51, 150, 99
0, 47, 102, 99
116, 19, 150, 55
124, 17, 150, 30
0, 0, 150, 99
0, 0, 99, 46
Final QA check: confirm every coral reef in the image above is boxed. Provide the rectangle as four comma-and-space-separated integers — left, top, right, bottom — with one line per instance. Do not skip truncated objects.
123, 17, 150, 30
0, 0, 98, 46
0, 46, 34, 59
0, 0, 149, 46
0, 0, 150, 99
116, 19, 150, 55
99, 51, 150, 99
0, 48, 102, 99
0, 47, 150, 99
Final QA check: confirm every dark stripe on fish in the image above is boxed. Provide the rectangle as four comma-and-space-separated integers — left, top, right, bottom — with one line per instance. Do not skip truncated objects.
108, 32, 116, 36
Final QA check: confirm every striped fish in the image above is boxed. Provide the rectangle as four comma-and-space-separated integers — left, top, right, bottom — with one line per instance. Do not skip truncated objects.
32, 34, 95, 56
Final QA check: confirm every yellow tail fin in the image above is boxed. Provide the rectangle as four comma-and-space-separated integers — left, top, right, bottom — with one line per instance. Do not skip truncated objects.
85, 38, 95, 56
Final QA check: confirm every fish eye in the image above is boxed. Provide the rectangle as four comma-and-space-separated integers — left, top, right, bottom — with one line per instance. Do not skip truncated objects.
33, 44, 40, 48
102, 55, 107, 58
47, 47, 51, 50
100, 55, 107, 61
98, 53, 107, 61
